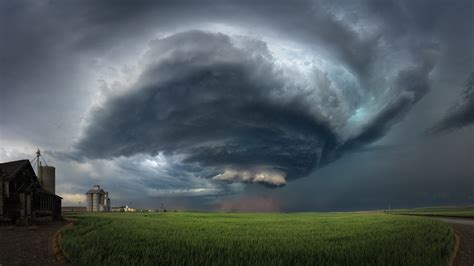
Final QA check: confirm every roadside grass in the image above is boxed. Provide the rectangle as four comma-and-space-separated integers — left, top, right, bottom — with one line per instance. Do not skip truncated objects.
60, 212, 453, 266
391, 206, 474, 218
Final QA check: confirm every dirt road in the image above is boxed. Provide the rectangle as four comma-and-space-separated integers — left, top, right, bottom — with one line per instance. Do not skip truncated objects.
437, 218, 474, 266
0, 222, 64, 266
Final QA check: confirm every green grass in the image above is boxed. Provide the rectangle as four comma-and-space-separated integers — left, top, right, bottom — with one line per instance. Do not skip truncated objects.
391, 206, 474, 218
60, 212, 454, 266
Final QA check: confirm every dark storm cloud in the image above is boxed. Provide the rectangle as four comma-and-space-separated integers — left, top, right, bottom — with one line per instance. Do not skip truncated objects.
340, 59, 436, 153
69, 0, 454, 187
429, 71, 474, 134
75, 29, 435, 186
76, 31, 339, 186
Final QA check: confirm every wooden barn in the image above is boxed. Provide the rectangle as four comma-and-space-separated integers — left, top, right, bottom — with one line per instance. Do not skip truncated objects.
0, 160, 62, 223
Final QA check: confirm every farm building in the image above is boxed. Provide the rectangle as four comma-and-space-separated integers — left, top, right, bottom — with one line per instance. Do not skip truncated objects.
110, 205, 136, 212
0, 159, 62, 223
86, 185, 111, 212
62, 206, 87, 212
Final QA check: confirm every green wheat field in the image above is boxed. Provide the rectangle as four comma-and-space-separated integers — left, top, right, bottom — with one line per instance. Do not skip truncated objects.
60, 212, 454, 265
391, 206, 474, 218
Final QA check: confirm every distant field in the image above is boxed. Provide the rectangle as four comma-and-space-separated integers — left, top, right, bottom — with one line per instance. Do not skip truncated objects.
61, 212, 453, 265
391, 206, 474, 218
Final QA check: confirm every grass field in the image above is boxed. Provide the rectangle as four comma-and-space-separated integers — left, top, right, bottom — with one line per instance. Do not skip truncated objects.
61, 212, 454, 266
391, 206, 474, 218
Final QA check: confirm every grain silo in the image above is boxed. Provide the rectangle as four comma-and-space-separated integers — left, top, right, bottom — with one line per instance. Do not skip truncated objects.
85, 185, 111, 212
86, 193, 93, 212
39, 165, 55, 194
105, 192, 111, 211
34, 149, 56, 194
93, 192, 100, 211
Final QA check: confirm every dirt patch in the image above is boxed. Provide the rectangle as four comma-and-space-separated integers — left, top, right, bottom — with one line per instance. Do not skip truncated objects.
448, 231, 460, 266
436, 218, 474, 266
52, 221, 75, 264
450, 223, 474, 266
0, 222, 65, 266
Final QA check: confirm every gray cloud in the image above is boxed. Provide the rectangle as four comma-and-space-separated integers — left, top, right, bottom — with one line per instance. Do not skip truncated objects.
75, 30, 435, 186
340, 57, 436, 153
75, 31, 339, 186
429, 71, 474, 134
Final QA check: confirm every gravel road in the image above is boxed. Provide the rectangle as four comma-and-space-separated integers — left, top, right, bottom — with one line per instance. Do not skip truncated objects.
437, 218, 474, 266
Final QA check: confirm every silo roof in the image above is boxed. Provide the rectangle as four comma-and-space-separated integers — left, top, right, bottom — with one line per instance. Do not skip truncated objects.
86, 188, 107, 194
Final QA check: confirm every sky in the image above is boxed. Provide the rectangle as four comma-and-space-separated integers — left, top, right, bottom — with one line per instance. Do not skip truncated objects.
0, 0, 473, 211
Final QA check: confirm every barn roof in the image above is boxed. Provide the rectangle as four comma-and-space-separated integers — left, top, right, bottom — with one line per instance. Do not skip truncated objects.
37, 187, 63, 199
0, 159, 62, 198
0, 159, 31, 181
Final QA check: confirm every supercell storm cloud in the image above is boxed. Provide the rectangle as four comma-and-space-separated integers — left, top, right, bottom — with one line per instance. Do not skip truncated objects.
1, 0, 473, 208
76, 26, 434, 186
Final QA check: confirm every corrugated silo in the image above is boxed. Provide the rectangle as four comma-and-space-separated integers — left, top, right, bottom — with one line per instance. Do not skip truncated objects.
86, 193, 93, 212
40, 166, 56, 194
85, 185, 111, 212
106, 192, 111, 211
92, 193, 100, 212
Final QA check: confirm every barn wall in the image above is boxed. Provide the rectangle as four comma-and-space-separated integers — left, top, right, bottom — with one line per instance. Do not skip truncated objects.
0, 182, 3, 217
